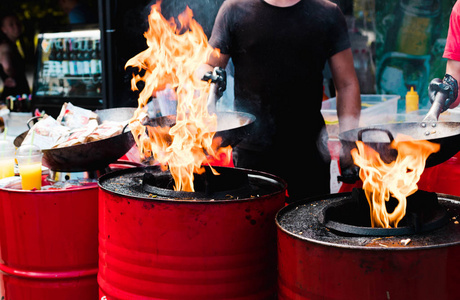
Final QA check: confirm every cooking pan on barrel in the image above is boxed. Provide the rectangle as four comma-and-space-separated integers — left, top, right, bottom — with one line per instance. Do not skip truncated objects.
14, 107, 137, 172
14, 109, 255, 171
339, 122, 460, 168
144, 111, 255, 148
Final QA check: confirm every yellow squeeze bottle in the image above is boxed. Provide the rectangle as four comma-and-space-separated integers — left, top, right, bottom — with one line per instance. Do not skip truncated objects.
406, 87, 419, 113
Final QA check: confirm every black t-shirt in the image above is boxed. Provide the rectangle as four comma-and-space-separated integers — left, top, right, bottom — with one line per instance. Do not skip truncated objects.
209, 0, 350, 198
210, 0, 350, 151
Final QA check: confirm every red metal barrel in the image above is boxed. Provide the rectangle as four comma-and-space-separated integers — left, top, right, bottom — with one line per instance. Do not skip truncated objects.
98, 166, 286, 299
276, 194, 460, 300
0, 180, 99, 299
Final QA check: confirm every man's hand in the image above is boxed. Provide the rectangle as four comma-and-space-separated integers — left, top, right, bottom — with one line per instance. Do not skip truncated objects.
428, 74, 458, 113
338, 142, 360, 184
201, 67, 227, 98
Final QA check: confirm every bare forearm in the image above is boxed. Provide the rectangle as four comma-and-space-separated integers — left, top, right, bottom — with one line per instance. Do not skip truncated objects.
337, 84, 360, 133
446, 59, 460, 80
195, 47, 230, 81
329, 48, 361, 132
195, 63, 215, 82
446, 59, 460, 108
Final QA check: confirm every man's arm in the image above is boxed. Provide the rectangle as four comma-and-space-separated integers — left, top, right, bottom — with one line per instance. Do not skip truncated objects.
445, 59, 460, 108
195, 46, 230, 81
329, 48, 361, 183
328, 48, 361, 133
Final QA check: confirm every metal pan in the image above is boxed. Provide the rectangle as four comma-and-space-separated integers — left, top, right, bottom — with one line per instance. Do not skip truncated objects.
145, 111, 256, 147
14, 107, 136, 172
339, 122, 460, 168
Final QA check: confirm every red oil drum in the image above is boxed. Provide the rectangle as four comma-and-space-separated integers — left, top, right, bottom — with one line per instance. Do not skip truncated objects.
0, 180, 99, 299
276, 193, 460, 300
98, 166, 287, 299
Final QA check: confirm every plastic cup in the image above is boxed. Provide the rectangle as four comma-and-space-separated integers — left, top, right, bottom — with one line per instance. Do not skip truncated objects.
157, 86, 177, 116
0, 141, 15, 179
16, 144, 43, 190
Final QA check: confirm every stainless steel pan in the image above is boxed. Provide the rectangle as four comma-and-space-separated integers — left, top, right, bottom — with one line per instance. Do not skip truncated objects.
15, 108, 255, 171
339, 122, 460, 168
145, 111, 255, 148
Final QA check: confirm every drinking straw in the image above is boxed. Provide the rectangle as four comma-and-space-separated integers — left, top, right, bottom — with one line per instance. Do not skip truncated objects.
30, 129, 35, 145
28, 130, 36, 161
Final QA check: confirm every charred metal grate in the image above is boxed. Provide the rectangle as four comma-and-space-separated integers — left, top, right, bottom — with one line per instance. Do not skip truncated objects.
142, 166, 251, 199
319, 189, 449, 237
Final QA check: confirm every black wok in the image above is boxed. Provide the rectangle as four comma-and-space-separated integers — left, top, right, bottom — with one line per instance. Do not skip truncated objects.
339, 122, 460, 168
14, 107, 136, 172
145, 111, 255, 148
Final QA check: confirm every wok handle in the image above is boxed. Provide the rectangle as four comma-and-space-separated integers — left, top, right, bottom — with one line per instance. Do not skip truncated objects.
26, 116, 42, 129
422, 92, 445, 124
357, 128, 394, 143
122, 123, 130, 133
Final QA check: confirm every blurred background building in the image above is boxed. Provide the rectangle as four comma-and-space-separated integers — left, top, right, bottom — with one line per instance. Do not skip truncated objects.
0, 0, 456, 115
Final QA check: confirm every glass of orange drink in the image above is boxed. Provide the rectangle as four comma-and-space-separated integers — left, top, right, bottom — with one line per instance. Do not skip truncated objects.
16, 144, 42, 190
0, 140, 15, 179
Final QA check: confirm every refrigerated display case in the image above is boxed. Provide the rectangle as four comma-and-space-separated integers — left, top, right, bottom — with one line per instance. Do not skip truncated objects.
32, 26, 103, 117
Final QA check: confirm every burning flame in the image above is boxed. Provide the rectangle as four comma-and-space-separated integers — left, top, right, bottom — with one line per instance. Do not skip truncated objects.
351, 135, 440, 228
127, 2, 231, 192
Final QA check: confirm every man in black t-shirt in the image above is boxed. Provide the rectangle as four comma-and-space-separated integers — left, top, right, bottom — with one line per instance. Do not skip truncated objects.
197, 0, 361, 202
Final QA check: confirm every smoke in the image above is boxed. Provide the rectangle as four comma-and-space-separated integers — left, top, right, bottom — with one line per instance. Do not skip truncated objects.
117, 0, 225, 65
145, 0, 225, 38
317, 125, 332, 163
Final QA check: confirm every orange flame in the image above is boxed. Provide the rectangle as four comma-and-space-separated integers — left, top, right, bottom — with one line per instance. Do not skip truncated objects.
351, 135, 440, 228
127, 2, 230, 192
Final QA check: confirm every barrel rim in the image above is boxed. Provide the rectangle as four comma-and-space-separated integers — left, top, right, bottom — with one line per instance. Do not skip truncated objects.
0, 182, 99, 194
276, 192, 460, 251
98, 165, 287, 203
0, 263, 98, 279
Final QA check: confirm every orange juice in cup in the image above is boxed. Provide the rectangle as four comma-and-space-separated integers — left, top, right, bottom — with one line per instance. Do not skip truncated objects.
18, 162, 42, 190
0, 141, 15, 179
16, 145, 42, 190
0, 158, 15, 178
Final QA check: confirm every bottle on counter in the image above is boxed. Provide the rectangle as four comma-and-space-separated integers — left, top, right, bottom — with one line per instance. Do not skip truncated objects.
406, 86, 419, 113
90, 40, 100, 76
69, 39, 78, 76
96, 40, 102, 75
6, 94, 32, 112
76, 39, 85, 76
48, 41, 57, 77
61, 38, 70, 76
55, 39, 63, 77
83, 39, 91, 76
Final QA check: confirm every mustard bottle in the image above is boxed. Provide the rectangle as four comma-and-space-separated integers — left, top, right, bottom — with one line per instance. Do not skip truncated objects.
406, 87, 419, 113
